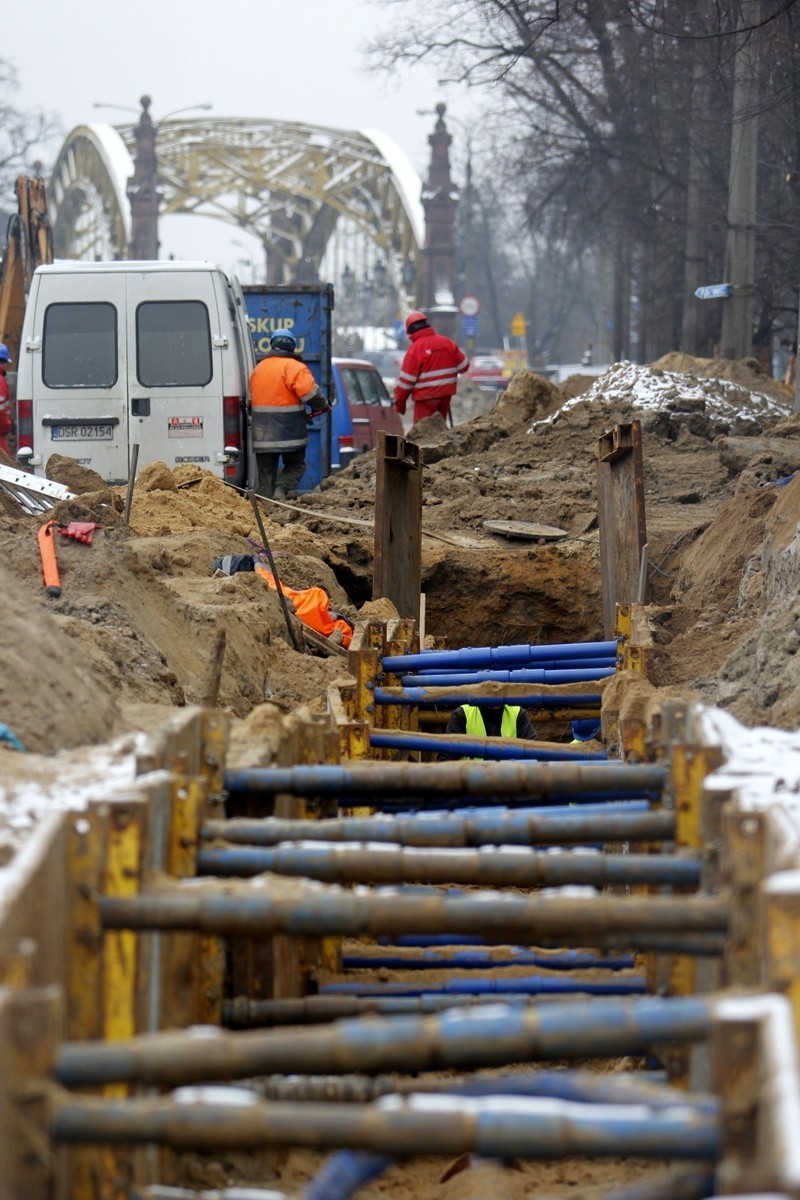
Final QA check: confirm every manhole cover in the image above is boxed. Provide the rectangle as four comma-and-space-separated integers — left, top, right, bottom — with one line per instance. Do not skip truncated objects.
483, 520, 568, 541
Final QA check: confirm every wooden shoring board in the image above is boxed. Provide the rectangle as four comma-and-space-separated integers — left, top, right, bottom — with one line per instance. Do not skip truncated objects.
597, 421, 648, 639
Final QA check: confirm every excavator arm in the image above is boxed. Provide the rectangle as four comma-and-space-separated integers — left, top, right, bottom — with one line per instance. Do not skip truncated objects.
0, 176, 53, 367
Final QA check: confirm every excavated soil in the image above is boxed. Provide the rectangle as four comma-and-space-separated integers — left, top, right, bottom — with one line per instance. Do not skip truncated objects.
1, 355, 798, 755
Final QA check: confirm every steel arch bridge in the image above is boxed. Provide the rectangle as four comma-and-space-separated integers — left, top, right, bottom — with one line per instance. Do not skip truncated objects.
48, 116, 424, 307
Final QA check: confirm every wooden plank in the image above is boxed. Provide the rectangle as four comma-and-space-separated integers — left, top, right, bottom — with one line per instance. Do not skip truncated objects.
597, 420, 648, 639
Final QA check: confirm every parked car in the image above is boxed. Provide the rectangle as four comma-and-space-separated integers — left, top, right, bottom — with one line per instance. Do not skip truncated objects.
358, 348, 404, 392
466, 355, 510, 390
330, 357, 404, 470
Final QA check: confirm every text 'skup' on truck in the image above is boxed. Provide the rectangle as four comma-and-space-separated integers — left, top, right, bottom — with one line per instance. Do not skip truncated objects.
15, 261, 254, 485
242, 283, 334, 492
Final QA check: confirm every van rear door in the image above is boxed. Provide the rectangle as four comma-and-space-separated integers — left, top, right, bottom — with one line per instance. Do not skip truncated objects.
32, 271, 129, 481
124, 271, 224, 477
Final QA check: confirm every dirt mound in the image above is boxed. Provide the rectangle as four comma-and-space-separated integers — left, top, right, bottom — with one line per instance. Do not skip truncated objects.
0, 561, 119, 753
125, 466, 264, 538
45, 454, 105, 493
559, 373, 599, 399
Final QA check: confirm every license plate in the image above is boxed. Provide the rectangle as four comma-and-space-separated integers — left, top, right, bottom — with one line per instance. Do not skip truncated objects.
50, 424, 114, 441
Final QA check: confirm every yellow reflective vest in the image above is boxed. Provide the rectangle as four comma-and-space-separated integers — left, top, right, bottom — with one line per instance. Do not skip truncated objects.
463, 705, 520, 739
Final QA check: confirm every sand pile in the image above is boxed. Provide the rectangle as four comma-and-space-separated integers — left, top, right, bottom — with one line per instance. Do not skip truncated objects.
0, 460, 354, 754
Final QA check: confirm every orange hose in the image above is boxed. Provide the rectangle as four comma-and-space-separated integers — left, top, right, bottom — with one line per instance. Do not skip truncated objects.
38, 521, 62, 597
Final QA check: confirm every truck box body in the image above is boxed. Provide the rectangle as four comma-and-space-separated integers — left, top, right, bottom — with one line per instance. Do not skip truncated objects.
243, 284, 333, 493
16, 261, 253, 485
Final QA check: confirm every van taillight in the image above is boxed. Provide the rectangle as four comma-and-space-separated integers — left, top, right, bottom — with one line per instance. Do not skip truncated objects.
338, 435, 354, 447
223, 396, 241, 477
17, 400, 33, 457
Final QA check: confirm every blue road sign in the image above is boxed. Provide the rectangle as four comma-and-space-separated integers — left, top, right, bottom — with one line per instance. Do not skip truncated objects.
462, 314, 479, 337
695, 283, 732, 300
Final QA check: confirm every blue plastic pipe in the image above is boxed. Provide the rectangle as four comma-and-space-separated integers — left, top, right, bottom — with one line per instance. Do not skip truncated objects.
407, 657, 617, 675
374, 687, 603, 708
305, 1150, 389, 1200
320, 976, 649, 998
368, 730, 607, 761
343, 949, 636, 971
399, 667, 616, 687
382, 641, 619, 673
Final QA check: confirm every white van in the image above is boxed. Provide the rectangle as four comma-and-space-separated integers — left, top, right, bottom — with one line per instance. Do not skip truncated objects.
16, 261, 254, 485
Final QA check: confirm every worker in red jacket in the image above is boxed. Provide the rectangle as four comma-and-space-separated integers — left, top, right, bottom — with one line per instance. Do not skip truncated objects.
0, 344, 12, 456
394, 312, 469, 425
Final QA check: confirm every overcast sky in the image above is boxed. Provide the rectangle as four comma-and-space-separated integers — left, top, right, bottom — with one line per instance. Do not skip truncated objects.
6, 0, 471, 270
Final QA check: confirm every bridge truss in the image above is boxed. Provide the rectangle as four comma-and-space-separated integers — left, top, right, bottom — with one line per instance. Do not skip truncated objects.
49, 117, 424, 311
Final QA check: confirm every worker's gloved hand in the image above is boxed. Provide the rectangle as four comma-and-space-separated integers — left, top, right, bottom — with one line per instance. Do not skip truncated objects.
395, 397, 406, 416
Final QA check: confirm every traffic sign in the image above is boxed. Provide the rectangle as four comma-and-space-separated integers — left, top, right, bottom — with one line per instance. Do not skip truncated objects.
695, 283, 732, 300
510, 311, 526, 336
462, 314, 479, 337
459, 295, 480, 317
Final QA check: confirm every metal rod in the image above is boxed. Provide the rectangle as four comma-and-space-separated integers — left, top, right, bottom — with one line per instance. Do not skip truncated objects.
202, 804, 667, 848
374, 687, 603, 708
98, 885, 728, 938
638, 542, 649, 604
355, 792, 655, 813
197, 844, 701, 889
223, 762, 666, 798
368, 730, 607, 761
122, 442, 140, 526
399, 668, 616, 687
319, 976, 649, 998
253, 1069, 718, 1112
369, 942, 637, 967
221, 970, 723, 1027
55, 995, 713, 1087
247, 489, 304, 653
382, 641, 619, 673
51, 1093, 722, 1159
341, 948, 635, 971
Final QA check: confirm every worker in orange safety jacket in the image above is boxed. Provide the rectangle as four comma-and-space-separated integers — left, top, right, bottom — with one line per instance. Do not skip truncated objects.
249, 329, 328, 499
394, 312, 469, 425
0, 344, 12, 456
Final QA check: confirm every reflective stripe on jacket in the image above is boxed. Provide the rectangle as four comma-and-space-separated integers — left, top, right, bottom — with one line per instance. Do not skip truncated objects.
249, 354, 318, 450
463, 705, 521, 739
394, 329, 470, 404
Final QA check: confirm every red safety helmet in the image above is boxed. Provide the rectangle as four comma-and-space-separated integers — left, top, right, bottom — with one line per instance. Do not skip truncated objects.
405, 311, 430, 335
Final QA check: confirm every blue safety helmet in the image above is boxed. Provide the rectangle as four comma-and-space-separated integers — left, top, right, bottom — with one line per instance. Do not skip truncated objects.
0, 343, 11, 363
571, 718, 601, 742
270, 328, 297, 353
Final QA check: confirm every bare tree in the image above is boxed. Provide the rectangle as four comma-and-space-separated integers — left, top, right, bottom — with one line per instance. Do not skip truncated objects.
0, 62, 59, 204
369, 0, 800, 364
